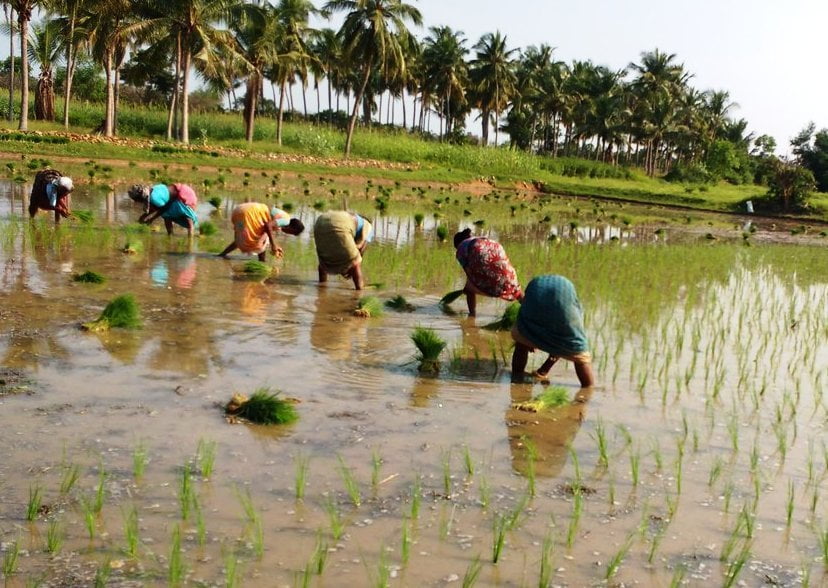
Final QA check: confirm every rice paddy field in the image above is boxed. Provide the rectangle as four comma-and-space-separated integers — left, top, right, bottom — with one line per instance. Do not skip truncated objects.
0, 166, 826, 587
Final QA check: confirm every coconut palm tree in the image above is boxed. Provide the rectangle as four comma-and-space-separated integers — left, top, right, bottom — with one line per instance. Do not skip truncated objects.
469, 31, 517, 146
9, 0, 37, 130
311, 27, 340, 115
2, 2, 17, 122
323, 0, 422, 158
28, 19, 63, 120
43, 0, 88, 128
420, 26, 467, 140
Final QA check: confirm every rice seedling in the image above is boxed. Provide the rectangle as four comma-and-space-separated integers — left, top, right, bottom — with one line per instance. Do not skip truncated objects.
708, 456, 724, 487
208, 196, 222, 209
786, 479, 795, 529
568, 445, 582, 487
353, 296, 383, 318
539, 528, 555, 587
73, 209, 94, 223
295, 454, 310, 500
462, 555, 483, 587
80, 496, 96, 540
82, 294, 141, 331
323, 497, 345, 540
505, 494, 529, 531
2, 538, 19, 576
226, 388, 298, 425
311, 530, 329, 574
26, 484, 43, 521
337, 455, 362, 507
491, 513, 507, 563
168, 525, 186, 587
196, 439, 217, 479
630, 448, 641, 489
385, 294, 415, 312
647, 524, 668, 564
241, 260, 272, 279
435, 225, 448, 242
93, 559, 111, 588
482, 302, 521, 331
566, 490, 584, 549
511, 386, 569, 412
199, 220, 218, 236
123, 505, 140, 558
478, 474, 490, 509
193, 493, 207, 547
592, 418, 609, 468
371, 449, 382, 491
60, 463, 81, 494
121, 239, 144, 254
817, 523, 828, 565
722, 541, 752, 588
252, 517, 264, 558
413, 212, 424, 227
439, 289, 465, 307
400, 519, 411, 565
442, 449, 453, 497
132, 442, 148, 480
72, 270, 105, 284
178, 463, 194, 520
439, 504, 456, 540
605, 533, 635, 580
411, 326, 447, 372
462, 444, 475, 476
223, 550, 240, 588
410, 477, 422, 521
669, 565, 686, 588
45, 519, 64, 554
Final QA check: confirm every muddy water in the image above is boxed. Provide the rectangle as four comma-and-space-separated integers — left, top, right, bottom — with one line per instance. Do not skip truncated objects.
0, 179, 827, 587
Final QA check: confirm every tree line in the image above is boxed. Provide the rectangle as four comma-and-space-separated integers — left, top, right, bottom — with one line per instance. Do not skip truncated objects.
1, 0, 825, 208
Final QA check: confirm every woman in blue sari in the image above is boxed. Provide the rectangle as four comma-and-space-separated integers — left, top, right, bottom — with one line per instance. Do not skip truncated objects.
510, 275, 594, 387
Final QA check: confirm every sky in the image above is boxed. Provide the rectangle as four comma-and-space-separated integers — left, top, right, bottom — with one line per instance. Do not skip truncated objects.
2, 0, 826, 153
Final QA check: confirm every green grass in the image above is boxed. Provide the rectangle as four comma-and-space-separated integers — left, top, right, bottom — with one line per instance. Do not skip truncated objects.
82, 294, 141, 331
232, 388, 298, 425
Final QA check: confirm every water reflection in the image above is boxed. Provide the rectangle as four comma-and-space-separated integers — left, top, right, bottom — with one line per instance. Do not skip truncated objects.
506, 386, 593, 478
150, 254, 198, 289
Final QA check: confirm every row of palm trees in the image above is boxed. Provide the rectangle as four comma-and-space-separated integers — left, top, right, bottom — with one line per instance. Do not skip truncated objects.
3, 0, 752, 170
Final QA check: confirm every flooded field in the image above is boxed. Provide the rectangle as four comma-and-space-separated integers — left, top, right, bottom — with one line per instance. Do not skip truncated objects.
0, 172, 827, 587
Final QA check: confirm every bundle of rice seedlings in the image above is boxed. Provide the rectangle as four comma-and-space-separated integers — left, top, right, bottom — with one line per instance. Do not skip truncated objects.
439, 290, 464, 306
411, 327, 446, 373
385, 295, 415, 312
483, 302, 521, 331
199, 221, 217, 236
82, 294, 141, 332
73, 210, 94, 223
208, 196, 222, 209
413, 213, 424, 227
511, 386, 570, 412
121, 240, 143, 254
242, 260, 272, 279
353, 296, 383, 318
226, 389, 298, 425
72, 271, 105, 284
435, 225, 448, 242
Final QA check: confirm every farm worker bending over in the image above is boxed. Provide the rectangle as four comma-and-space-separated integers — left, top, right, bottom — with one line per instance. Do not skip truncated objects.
218, 203, 305, 262
128, 183, 199, 237
314, 211, 373, 290
453, 228, 523, 316
30, 169, 74, 224
510, 275, 595, 388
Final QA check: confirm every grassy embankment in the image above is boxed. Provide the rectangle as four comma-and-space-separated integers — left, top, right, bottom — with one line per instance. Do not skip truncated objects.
0, 102, 826, 218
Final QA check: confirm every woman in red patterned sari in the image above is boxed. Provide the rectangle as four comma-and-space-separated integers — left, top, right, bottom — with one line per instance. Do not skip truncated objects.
453, 228, 523, 316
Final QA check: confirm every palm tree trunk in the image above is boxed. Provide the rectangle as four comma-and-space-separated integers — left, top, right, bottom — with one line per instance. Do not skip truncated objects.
6, 5, 13, 122
62, 6, 76, 128
180, 46, 191, 144
17, 11, 29, 131
113, 67, 121, 135
244, 72, 258, 143
315, 82, 320, 123
345, 61, 373, 158
481, 109, 490, 147
401, 89, 406, 130
167, 32, 181, 141
103, 50, 114, 136
277, 80, 286, 145
301, 83, 307, 117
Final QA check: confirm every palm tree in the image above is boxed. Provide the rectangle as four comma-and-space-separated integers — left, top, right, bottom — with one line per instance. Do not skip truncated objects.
2, 2, 16, 122
28, 19, 63, 120
44, 0, 87, 128
324, 0, 422, 157
311, 27, 341, 115
420, 26, 467, 140
230, 3, 273, 142
469, 31, 517, 146
9, 0, 37, 131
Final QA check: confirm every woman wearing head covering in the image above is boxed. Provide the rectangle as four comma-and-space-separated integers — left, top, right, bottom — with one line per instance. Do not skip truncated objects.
453, 228, 523, 316
29, 169, 74, 224
313, 211, 373, 290
218, 202, 305, 261
510, 275, 594, 387
128, 183, 199, 237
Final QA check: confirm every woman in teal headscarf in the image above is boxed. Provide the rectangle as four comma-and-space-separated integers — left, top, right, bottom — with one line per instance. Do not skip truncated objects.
510, 275, 594, 387
128, 184, 199, 237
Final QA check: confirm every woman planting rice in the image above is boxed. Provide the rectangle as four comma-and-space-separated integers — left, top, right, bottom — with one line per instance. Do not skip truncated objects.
510, 275, 594, 387
128, 183, 199, 237
314, 211, 373, 290
453, 228, 523, 316
29, 169, 74, 224
218, 203, 305, 262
